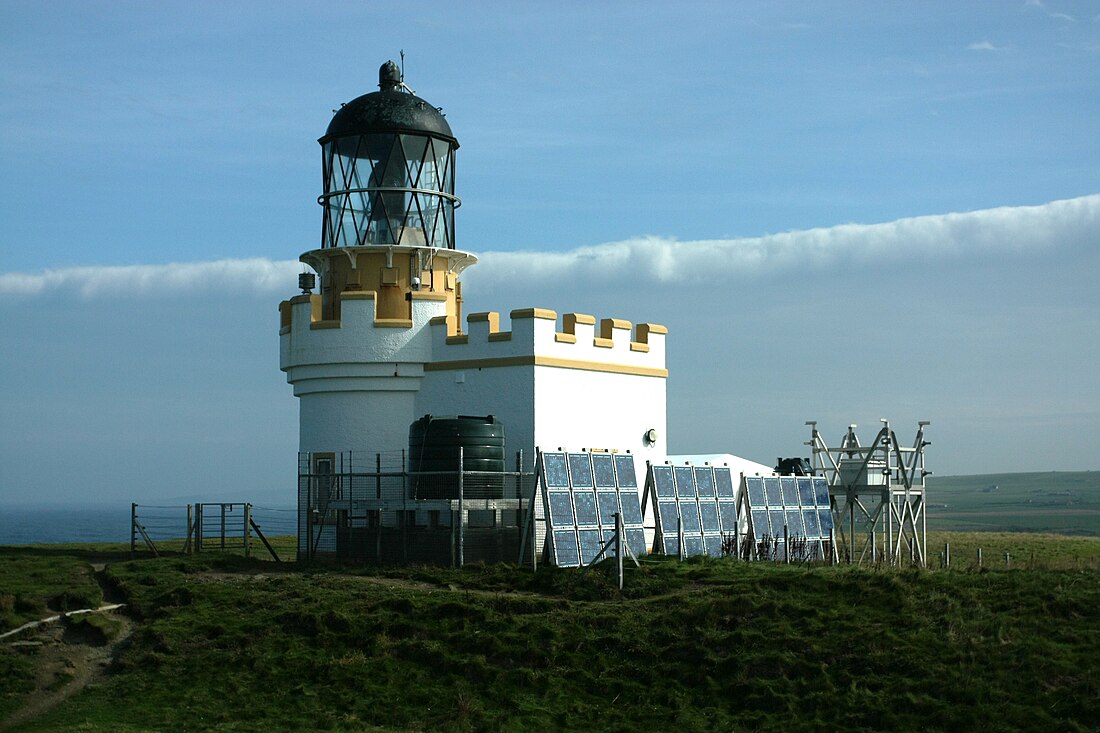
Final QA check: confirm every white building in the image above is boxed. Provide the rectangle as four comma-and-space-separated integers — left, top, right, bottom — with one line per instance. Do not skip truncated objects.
279, 62, 773, 562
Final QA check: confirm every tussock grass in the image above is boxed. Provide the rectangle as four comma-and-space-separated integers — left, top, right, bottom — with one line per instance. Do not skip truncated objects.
2, 537, 1095, 733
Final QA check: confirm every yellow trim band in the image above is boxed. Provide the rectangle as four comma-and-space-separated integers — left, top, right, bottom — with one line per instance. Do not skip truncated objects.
424, 355, 668, 378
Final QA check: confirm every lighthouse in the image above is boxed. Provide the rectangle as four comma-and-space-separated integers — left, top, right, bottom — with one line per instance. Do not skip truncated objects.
280, 61, 475, 464
281, 63, 674, 561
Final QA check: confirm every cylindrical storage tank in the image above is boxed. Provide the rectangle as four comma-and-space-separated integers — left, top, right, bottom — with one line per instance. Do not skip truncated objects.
409, 415, 506, 499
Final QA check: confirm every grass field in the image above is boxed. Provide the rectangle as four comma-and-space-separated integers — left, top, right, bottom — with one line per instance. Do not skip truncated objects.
2, 533, 1099, 732
928, 470, 1100, 535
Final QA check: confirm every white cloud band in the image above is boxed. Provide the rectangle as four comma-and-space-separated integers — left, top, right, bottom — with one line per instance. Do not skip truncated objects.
2, 194, 1096, 297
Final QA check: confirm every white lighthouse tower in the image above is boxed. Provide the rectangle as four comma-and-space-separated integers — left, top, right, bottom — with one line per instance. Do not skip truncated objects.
282, 63, 675, 563
280, 61, 474, 464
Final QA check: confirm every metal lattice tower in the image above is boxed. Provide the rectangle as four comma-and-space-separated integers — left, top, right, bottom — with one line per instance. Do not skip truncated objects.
805, 420, 931, 566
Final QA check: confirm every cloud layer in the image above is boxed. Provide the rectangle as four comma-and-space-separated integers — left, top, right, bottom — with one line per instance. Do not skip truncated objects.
2, 195, 1097, 297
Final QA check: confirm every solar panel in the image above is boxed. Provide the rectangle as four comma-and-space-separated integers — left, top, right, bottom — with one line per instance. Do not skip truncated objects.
673, 466, 696, 497
764, 477, 782, 505
715, 468, 735, 498
746, 477, 765, 505
548, 492, 574, 525
614, 454, 637, 488
596, 491, 620, 525
658, 502, 680, 533
699, 502, 720, 532
553, 530, 579, 567
797, 477, 815, 506
694, 467, 715, 497
751, 509, 770, 536
803, 508, 820, 535
653, 465, 676, 498
785, 508, 804, 536
578, 529, 603, 563
619, 491, 643, 525
538, 451, 648, 567
646, 462, 741, 559
780, 477, 799, 504
740, 473, 835, 562
683, 536, 705, 557
678, 501, 701, 533
568, 453, 594, 488
544, 453, 570, 488
718, 501, 738, 533
704, 535, 724, 557
592, 453, 616, 488
573, 490, 598, 526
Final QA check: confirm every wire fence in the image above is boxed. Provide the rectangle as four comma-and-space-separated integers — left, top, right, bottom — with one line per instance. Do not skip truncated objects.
130, 503, 297, 560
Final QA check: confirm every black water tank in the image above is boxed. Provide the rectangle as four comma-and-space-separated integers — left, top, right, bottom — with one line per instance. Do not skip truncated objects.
408, 415, 506, 498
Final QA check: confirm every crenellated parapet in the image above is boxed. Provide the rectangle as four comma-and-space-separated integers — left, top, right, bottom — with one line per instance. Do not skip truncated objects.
280, 289, 450, 373
426, 308, 667, 378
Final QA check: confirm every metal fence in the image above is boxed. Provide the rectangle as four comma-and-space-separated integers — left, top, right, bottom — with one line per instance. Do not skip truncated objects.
298, 450, 537, 565
130, 503, 296, 560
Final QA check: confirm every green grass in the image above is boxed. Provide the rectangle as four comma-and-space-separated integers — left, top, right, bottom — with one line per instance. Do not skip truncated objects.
0, 548, 111, 632
928, 471, 1100, 535
3, 538, 1098, 732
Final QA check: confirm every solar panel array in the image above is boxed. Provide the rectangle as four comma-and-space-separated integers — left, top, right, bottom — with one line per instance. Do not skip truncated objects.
743, 476, 834, 560
540, 452, 647, 567
649, 464, 739, 558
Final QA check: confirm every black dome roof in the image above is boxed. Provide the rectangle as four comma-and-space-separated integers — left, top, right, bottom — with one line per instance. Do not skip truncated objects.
320, 61, 457, 146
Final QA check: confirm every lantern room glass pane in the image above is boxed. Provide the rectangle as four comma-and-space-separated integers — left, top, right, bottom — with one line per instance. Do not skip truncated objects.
321, 132, 456, 250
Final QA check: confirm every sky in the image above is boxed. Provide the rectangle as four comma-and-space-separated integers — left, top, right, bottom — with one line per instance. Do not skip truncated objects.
1, 1, 1098, 507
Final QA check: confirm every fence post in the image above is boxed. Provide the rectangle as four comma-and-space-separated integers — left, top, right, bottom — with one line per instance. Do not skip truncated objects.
130, 503, 137, 558
458, 446, 465, 568
1005, 551, 1011, 569
944, 542, 950, 569
784, 524, 790, 565
220, 504, 227, 550
244, 504, 252, 558
616, 512, 624, 591
185, 504, 193, 554
977, 547, 983, 568
196, 504, 203, 554
375, 453, 382, 562
677, 517, 683, 562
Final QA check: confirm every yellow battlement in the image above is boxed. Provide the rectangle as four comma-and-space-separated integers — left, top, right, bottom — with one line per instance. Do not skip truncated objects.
427, 308, 667, 378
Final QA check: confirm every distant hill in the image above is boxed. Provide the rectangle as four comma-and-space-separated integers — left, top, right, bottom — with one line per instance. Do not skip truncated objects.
927, 471, 1100, 536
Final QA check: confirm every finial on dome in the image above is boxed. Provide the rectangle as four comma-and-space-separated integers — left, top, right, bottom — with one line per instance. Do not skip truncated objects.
379, 60, 401, 91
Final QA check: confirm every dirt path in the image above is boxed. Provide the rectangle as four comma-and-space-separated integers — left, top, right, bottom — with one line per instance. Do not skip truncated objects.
0, 565, 134, 732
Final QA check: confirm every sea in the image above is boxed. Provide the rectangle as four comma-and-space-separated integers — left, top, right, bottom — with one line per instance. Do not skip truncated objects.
0, 505, 133, 545
0, 504, 297, 546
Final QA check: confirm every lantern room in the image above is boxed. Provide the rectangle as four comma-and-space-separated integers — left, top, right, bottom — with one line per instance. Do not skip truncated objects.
300, 61, 475, 323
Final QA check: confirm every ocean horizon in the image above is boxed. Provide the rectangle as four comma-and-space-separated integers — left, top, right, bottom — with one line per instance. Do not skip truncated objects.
0, 503, 297, 546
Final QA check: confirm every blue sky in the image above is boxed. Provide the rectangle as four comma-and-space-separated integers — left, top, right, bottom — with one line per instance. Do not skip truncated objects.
1, 1, 1098, 506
